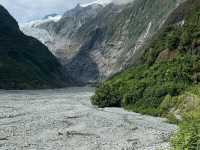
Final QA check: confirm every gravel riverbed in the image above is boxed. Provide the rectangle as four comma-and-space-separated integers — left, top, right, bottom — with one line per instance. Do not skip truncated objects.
0, 87, 176, 150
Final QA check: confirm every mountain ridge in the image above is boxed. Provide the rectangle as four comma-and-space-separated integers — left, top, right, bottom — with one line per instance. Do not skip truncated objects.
21, 0, 183, 84
0, 5, 73, 89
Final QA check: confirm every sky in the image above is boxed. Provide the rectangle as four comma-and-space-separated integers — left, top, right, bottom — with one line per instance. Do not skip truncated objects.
0, 0, 96, 22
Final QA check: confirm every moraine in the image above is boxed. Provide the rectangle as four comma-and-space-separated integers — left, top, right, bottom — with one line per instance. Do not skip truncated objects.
0, 87, 176, 150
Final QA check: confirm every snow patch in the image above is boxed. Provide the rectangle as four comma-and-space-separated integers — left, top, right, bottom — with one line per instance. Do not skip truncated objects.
20, 15, 62, 28
20, 27, 53, 44
131, 21, 152, 56
81, 0, 112, 7
19, 15, 61, 54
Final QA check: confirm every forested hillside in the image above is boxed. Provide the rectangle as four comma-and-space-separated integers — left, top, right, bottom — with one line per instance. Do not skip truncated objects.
0, 5, 73, 89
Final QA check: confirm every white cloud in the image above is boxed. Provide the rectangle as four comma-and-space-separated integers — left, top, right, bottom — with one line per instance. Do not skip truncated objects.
0, 0, 134, 22
0, 0, 93, 22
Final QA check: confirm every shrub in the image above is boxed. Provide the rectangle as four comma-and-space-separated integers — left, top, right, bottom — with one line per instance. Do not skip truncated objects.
171, 118, 200, 150
166, 31, 180, 50
91, 83, 122, 107
91, 54, 200, 116
180, 31, 191, 50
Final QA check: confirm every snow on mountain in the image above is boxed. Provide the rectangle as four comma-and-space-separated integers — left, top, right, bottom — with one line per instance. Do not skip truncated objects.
80, 0, 135, 7
81, 0, 112, 7
20, 15, 62, 28
21, 26, 53, 44
19, 15, 62, 54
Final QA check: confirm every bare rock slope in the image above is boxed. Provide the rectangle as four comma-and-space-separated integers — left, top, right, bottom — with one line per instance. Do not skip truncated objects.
21, 0, 185, 84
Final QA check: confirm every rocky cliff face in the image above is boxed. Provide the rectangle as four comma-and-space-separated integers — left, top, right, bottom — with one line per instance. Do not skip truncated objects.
0, 5, 73, 89
21, 0, 185, 84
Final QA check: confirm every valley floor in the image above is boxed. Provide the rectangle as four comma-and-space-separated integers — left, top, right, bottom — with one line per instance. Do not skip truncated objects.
0, 87, 176, 150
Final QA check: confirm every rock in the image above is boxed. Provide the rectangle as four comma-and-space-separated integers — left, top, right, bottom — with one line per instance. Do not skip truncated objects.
156, 49, 177, 62
20, 0, 185, 84
0, 87, 177, 150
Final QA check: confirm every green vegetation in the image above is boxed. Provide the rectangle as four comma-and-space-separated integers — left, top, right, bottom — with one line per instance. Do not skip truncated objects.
171, 118, 200, 150
0, 5, 69, 89
92, 54, 199, 115
0, 34, 67, 89
169, 86, 200, 149
91, 2, 200, 149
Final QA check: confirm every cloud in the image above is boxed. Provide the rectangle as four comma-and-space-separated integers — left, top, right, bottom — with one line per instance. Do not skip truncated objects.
0, 0, 93, 22
0, 0, 134, 22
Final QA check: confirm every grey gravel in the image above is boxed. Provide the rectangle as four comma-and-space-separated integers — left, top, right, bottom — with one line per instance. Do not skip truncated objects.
0, 87, 176, 150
